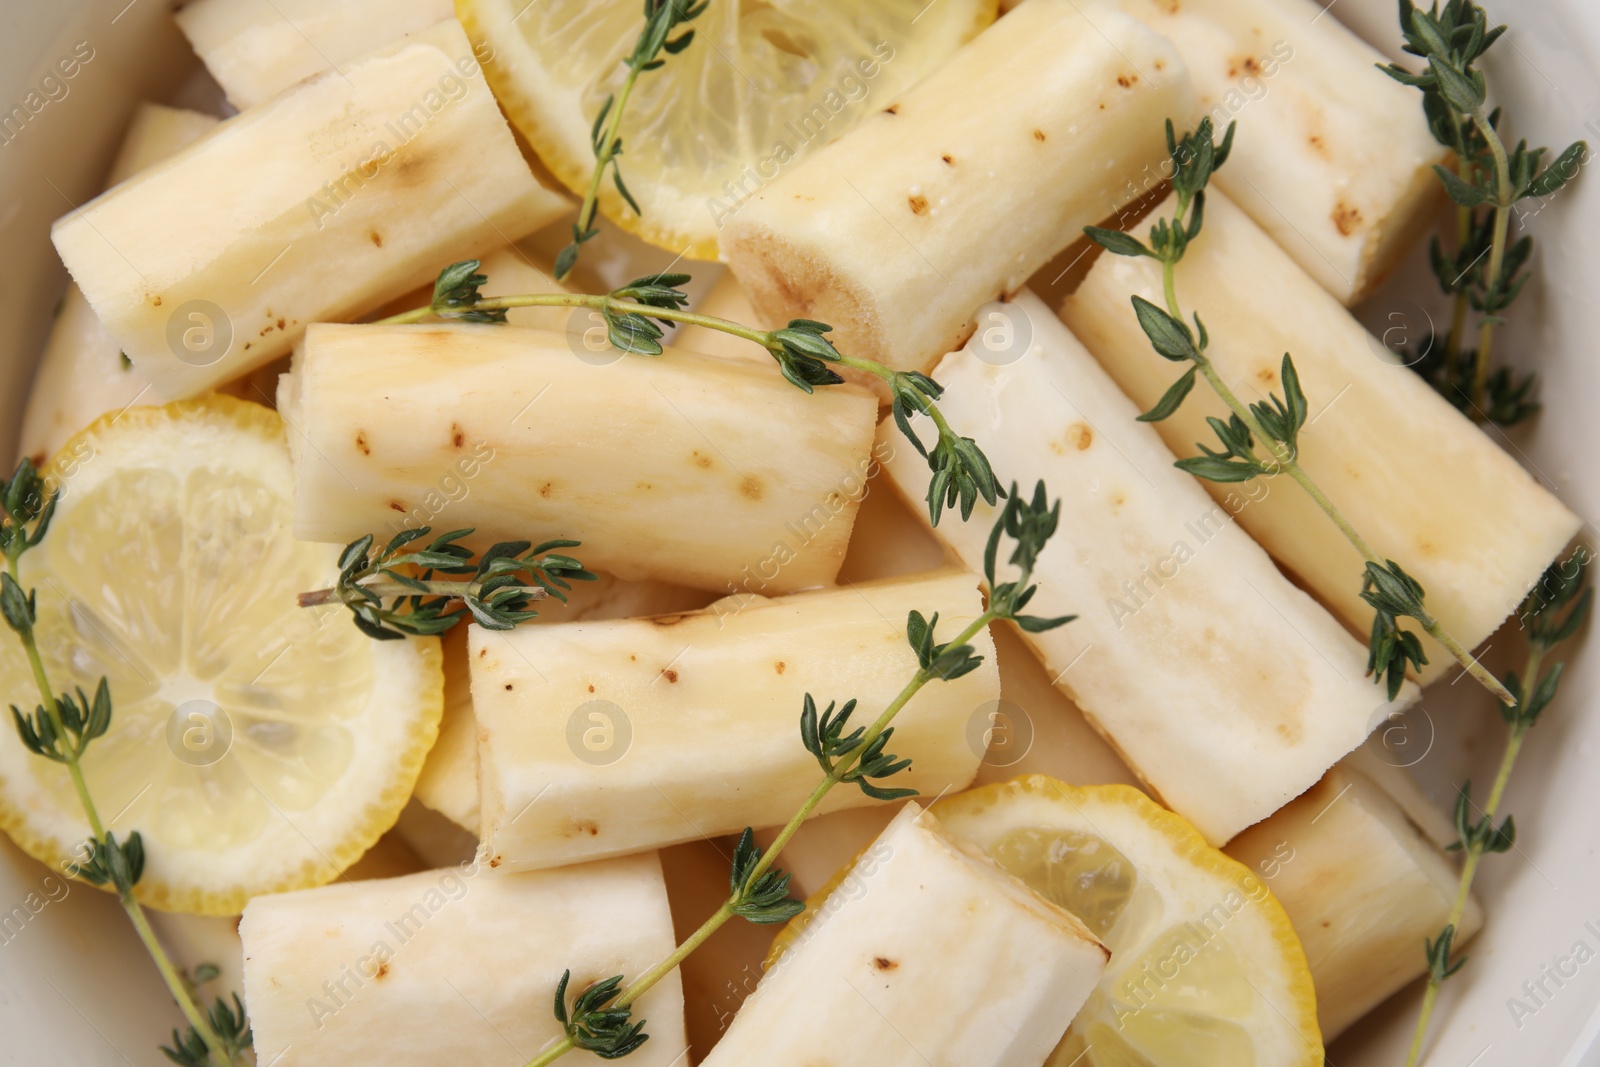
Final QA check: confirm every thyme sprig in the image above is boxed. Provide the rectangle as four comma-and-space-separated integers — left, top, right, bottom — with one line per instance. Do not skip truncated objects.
1403, 555, 1590, 1066
1, 460, 247, 1067
379, 264, 1001, 525
517, 483, 1073, 1066
554, 0, 707, 280
1085, 119, 1514, 707
553, 971, 649, 1060
299, 526, 596, 640
1383, 1, 1586, 422
162, 993, 253, 1067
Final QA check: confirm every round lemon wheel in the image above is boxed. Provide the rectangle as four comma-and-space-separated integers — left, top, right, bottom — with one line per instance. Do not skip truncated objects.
458, 0, 996, 259
0, 398, 443, 915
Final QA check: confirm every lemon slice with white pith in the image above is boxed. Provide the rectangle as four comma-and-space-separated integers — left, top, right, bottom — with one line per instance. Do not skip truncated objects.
938, 778, 1322, 1067
0, 398, 442, 915
457, 0, 996, 259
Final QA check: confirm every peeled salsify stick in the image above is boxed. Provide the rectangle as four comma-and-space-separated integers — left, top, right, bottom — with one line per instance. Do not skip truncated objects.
176, 0, 455, 110
52, 20, 568, 400
474, 569, 998, 872
280, 322, 879, 592
1107, 0, 1448, 304
19, 103, 219, 464
240, 853, 686, 1066
702, 803, 1108, 1067
152, 833, 427, 1003
721, 0, 1193, 379
1059, 191, 1581, 681
1225, 762, 1484, 1039
882, 290, 1416, 846
413, 576, 715, 835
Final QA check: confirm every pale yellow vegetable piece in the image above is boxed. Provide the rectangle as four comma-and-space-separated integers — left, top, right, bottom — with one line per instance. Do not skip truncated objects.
148, 832, 427, 1000
932, 778, 1322, 1067
52, 20, 568, 399
280, 322, 879, 593
474, 569, 996, 871
0, 398, 442, 915
1226, 763, 1484, 1039
722, 0, 1193, 378
413, 575, 714, 834
708, 803, 1108, 1067
21, 103, 218, 463
1059, 191, 1581, 680
240, 853, 687, 1066
881, 290, 1414, 845
175, 0, 455, 110
1108, 0, 1449, 304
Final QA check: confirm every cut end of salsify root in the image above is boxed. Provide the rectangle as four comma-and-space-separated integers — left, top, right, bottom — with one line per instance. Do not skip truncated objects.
704, 802, 1108, 1067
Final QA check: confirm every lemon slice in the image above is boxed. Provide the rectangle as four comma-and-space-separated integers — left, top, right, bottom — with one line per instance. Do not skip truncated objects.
458, 0, 996, 259
0, 398, 443, 915
771, 779, 1321, 1066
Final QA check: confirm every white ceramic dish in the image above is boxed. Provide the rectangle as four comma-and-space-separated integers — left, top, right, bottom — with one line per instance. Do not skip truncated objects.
2, 1, 1598, 1064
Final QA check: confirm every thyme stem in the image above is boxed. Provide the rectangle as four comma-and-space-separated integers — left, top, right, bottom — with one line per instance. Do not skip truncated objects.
3, 553, 235, 1067
1402, 653, 1536, 1067
296, 578, 550, 608
384, 290, 919, 395
572, 64, 644, 271
379, 293, 768, 344
1467, 107, 1515, 415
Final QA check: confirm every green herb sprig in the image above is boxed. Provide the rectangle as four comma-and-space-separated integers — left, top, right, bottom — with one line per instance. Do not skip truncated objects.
554, 0, 707, 280
162, 993, 253, 1067
453, 482, 1070, 1067
553, 970, 649, 1060
1, 460, 249, 1067
1383, 1, 1586, 423
1402, 554, 1589, 1066
1085, 118, 1514, 708
379, 264, 1000, 526
298, 526, 596, 640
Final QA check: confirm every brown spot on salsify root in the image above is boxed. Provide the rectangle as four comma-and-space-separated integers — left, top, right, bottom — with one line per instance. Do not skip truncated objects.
355, 432, 370, 456
873, 957, 898, 971
908, 194, 929, 215
662, 669, 679, 683
739, 476, 764, 501
1032, 128, 1047, 142
1332, 201, 1362, 236
388, 500, 406, 512
775, 661, 786, 674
